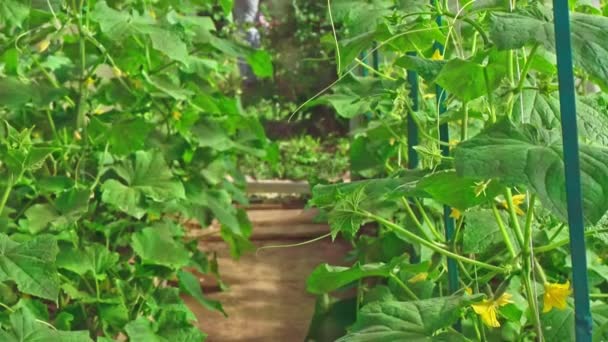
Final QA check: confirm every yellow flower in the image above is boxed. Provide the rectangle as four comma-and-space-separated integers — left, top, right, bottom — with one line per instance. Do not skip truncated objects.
543, 281, 572, 313
431, 49, 443, 61
389, 137, 395, 146
450, 208, 462, 220
408, 272, 428, 284
471, 293, 512, 328
499, 193, 526, 216
473, 179, 492, 197
149, 10, 157, 19
423, 93, 436, 99
172, 110, 182, 121
449, 139, 459, 147
112, 66, 123, 78
85, 77, 95, 87
465, 287, 473, 295
73, 130, 82, 141
36, 39, 51, 53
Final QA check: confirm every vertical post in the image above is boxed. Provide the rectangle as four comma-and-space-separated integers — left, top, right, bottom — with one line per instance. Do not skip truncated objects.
406, 52, 420, 264
552, 1, 593, 340
434, 8, 460, 307
406, 52, 419, 170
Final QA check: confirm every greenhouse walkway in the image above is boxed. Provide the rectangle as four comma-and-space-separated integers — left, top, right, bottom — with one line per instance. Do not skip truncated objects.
185, 207, 350, 342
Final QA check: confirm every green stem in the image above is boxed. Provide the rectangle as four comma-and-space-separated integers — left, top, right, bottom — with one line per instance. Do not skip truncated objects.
413, 198, 443, 241
389, 274, 419, 300
401, 197, 435, 242
504, 188, 525, 247
354, 58, 396, 80
492, 204, 517, 259
364, 211, 506, 273
514, 45, 540, 94
0, 175, 15, 218
483, 69, 496, 123
461, 101, 469, 141
534, 228, 608, 253
521, 194, 543, 340
441, 12, 490, 46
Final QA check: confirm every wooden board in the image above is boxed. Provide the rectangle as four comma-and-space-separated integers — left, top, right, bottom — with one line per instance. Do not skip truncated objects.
185, 209, 350, 342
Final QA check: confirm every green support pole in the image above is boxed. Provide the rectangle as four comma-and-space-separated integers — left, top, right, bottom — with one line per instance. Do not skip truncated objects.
552, 0, 593, 340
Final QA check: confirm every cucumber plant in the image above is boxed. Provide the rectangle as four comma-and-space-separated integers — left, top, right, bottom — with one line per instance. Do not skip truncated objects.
0, 0, 272, 340
305, 0, 608, 340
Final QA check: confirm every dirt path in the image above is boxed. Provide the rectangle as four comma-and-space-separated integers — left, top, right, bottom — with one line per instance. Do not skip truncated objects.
186, 208, 350, 342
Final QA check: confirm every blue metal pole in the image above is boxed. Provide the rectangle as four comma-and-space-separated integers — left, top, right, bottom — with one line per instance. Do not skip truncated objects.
433, 12, 459, 299
406, 52, 419, 169
552, 1, 593, 340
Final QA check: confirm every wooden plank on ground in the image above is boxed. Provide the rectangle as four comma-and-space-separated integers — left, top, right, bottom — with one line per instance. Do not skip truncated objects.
185, 209, 349, 342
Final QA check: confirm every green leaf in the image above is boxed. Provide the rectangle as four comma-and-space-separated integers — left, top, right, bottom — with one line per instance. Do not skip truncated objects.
454, 120, 608, 225
394, 55, 446, 81
177, 270, 226, 316
131, 227, 190, 269
101, 180, 145, 218
21, 204, 59, 234
246, 50, 273, 78
307, 263, 394, 294
337, 296, 481, 341
489, 8, 608, 90
435, 50, 508, 101
416, 171, 504, 210
513, 91, 608, 146
125, 318, 167, 342
541, 306, 575, 341
0, 0, 29, 28
56, 244, 119, 279
0, 308, 92, 342
91, 2, 189, 65
0, 234, 59, 301
462, 209, 514, 254
219, 0, 233, 15
102, 150, 185, 218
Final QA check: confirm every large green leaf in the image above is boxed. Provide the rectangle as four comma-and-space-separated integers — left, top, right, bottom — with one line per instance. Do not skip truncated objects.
311, 170, 428, 208
435, 50, 508, 101
416, 170, 504, 210
56, 244, 119, 280
0, 234, 59, 301
0, 308, 92, 342
513, 91, 608, 146
394, 55, 446, 81
102, 150, 185, 218
541, 306, 575, 341
131, 227, 190, 269
125, 318, 167, 342
489, 8, 608, 89
177, 270, 226, 316
91, 1, 189, 65
0, 0, 29, 28
337, 296, 481, 341
454, 120, 608, 225
307, 263, 395, 294
462, 209, 515, 254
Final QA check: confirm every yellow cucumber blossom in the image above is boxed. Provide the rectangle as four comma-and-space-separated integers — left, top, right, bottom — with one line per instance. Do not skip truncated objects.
431, 49, 443, 61
172, 110, 182, 121
36, 39, 51, 53
543, 281, 572, 312
500, 193, 526, 215
473, 179, 492, 197
408, 272, 428, 284
449, 208, 462, 220
471, 293, 512, 328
